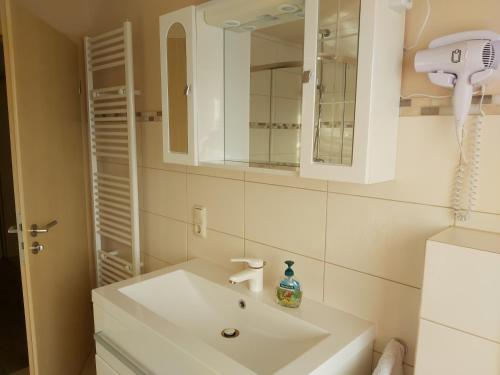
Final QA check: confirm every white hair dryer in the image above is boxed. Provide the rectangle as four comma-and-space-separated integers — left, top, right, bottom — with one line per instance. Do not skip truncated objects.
415, 30, 500, 140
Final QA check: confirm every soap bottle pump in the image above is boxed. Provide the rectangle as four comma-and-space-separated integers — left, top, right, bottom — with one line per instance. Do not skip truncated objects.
276, 260, 302, 308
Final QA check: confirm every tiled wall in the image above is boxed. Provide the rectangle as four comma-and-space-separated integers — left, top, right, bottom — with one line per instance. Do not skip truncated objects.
135, 114, 500, 373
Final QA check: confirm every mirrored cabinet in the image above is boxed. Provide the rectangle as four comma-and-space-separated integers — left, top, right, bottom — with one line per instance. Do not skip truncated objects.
159, 0, 407, 183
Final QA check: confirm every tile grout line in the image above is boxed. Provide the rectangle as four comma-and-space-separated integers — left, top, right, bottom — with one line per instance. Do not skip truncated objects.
328, 190, 454, 211
245, 179, 327, 193
421, 318, 500, 346
141, 211, 422, 289
326, 261, 422, 290
140, 162, 500, 221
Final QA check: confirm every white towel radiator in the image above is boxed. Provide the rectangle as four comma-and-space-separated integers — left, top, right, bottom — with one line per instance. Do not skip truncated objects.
84, 22, 141, 286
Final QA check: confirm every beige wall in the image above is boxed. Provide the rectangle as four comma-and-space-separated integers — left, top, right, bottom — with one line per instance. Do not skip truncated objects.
17, 0, 206, 111
402, 0, 500, 96
16, 0, 500, 107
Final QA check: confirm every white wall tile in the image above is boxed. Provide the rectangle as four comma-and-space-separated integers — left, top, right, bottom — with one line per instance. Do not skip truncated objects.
142, 253, 170, 273
250, 70, 271, 96
245, 182, 327, 260
245, 171, 327, 191
324, 263, 421, 365
141, 211, 187, 264
326, 194, 452, 287
250, 128, 270, 162
136, 124, 143, 167
140, 122, 187, 173
273, 70, 302, 100
250, 95, 270, 123
187, 165, 244, 180
474, 116, 500, 214
138, 166, 144, 210
188, 227, 244, 272
187, 174, 244, 237
457, 211, 500, 233
328, 116, 459, 207
270, 129, 300, 164
245, 240, 324, 303
142, 168, 187, 221
273, 97, 301, 124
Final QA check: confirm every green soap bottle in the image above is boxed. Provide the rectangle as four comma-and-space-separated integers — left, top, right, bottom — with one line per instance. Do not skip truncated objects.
276, 260, 302, 308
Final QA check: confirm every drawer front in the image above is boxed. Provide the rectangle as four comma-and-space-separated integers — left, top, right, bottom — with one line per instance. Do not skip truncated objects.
95, 355, 119, 375
93, 304, 216, 375
421, 241, 500, 341
415, 319, 500, 375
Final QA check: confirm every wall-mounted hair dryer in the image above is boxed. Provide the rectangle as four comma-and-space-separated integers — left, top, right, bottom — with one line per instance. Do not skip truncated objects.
415, 30, 500, 140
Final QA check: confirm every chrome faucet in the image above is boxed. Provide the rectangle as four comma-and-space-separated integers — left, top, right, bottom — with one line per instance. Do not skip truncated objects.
228, 258, 265, 292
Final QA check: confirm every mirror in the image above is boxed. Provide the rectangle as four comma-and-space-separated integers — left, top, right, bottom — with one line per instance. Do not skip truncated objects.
313, 0, 360, 166
166, 23, 188, 154
220, 1, 305, 171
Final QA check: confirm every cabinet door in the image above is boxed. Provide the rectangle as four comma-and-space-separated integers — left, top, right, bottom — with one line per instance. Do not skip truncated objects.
160, 6, 198, 165
300, 0, 404, 183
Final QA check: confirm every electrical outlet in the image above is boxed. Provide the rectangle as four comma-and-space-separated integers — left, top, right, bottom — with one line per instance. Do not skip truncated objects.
193, 206, 207, 238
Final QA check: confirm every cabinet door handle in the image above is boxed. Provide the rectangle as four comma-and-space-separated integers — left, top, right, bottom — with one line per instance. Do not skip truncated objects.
94, 331, 152, 375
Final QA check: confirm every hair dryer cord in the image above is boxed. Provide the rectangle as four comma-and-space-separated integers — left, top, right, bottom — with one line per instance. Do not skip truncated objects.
452, 86, 485, 221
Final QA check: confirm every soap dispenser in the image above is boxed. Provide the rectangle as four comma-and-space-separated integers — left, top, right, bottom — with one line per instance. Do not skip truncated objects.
276, 260, 302, 308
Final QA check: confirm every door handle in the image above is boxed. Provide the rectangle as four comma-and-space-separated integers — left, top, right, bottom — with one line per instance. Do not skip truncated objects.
30, 220, 58, 237
30, 242, 44, 255
8, 225, 18, 234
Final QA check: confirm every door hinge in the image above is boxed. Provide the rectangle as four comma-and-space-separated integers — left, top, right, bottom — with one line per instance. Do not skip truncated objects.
78, 80, 82, 95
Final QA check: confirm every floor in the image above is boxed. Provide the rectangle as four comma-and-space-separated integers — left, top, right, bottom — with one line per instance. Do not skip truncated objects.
8, 369, 28, 375
0, 257, 28, 375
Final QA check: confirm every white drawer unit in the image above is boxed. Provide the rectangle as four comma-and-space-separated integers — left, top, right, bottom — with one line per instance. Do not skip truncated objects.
415, 227, 500, 375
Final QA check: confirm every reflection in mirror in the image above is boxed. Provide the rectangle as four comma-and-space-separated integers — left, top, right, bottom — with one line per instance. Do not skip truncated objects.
313, 0, 360, 166
219, 1, 305, 171
167, 23, 188, 154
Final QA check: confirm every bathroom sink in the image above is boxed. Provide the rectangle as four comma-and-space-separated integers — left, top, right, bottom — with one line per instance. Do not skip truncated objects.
92, 259, 375, 374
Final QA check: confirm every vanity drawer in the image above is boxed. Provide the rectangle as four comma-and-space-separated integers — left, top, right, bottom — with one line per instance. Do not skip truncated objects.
93, 304, 216, 375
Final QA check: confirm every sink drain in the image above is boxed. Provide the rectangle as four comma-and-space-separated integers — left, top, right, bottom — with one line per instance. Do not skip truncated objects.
221, 328, 240, 338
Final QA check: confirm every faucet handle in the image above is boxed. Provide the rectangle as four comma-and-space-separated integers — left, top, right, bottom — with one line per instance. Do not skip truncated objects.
230, 258, 265, 269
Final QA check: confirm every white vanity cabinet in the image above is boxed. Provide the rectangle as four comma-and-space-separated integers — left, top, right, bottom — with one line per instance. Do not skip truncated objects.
159, 0, 407, 183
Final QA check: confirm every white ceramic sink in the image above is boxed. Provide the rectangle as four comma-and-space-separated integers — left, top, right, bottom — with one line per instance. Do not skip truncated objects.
92, 260, 375, 374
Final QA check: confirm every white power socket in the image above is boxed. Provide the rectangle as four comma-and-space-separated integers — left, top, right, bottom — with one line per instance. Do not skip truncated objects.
193, 206, 207, 238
